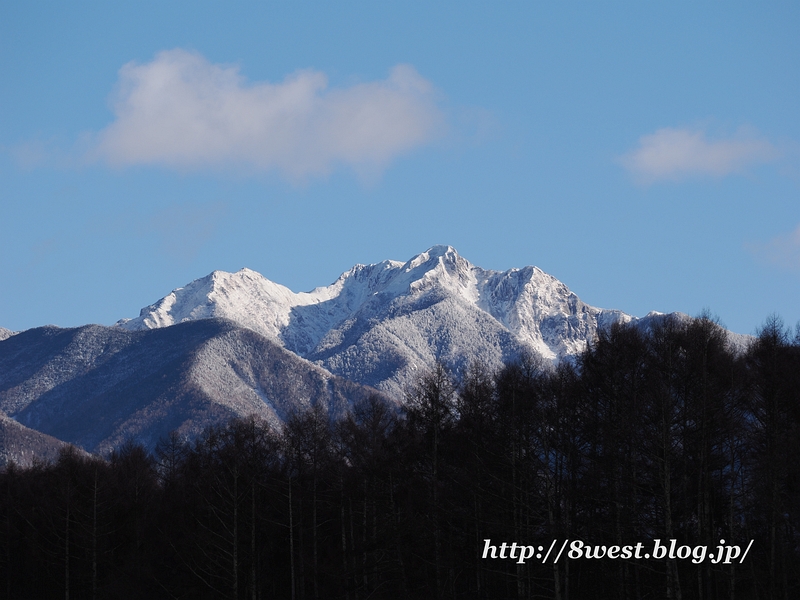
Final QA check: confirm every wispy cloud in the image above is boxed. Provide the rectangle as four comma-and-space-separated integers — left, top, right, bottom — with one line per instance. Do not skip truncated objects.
88, 49, 444, 180
620, 127, 780, 183
747, 224, 800, 272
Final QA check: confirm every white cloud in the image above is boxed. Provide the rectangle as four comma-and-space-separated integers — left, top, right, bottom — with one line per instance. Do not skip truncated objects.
747, 225, 800, 272
91, 49, 444, 179
620, 127, 780, 183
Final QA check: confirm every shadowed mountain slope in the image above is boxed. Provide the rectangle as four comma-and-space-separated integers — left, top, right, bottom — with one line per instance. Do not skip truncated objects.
0, 412, 74, 468
0, 319, 380, 455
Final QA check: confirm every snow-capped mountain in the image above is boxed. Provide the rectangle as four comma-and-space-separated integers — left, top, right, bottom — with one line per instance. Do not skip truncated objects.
120, 246, 634, 398
0, 319, 380, 455
1, 246, 750, 462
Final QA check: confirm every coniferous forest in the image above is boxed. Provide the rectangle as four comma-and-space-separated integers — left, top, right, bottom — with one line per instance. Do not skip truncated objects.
2, 315, 800, 599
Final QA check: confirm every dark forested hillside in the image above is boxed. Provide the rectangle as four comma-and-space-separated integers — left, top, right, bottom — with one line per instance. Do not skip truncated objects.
1, 314, 798, 599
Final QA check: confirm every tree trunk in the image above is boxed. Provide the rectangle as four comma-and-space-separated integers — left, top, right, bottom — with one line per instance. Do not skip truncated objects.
289, 477, 296, 600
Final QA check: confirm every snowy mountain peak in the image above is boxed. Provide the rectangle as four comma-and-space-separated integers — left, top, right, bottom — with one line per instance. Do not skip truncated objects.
405, 244, 460, 269
393, 245, 475, 299
121, 266, 301, 339
118, 247, 638, 397
404, 245, 470, 279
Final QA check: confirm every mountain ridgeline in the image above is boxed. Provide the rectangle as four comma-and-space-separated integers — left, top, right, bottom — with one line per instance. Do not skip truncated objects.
118, 245, 656, 395
1, 246, 747, 462
0, 319, 377, 460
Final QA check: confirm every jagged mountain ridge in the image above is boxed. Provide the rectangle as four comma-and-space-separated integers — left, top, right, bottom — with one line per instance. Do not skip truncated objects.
1, 246, 749, 464
120, 246, 635, 398
0, 319, 380, 457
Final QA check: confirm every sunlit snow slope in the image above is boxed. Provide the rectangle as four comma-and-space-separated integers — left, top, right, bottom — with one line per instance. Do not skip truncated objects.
120, 246, 634, 398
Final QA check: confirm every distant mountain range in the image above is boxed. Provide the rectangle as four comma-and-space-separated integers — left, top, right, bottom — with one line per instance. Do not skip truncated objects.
0, 246, 745, 465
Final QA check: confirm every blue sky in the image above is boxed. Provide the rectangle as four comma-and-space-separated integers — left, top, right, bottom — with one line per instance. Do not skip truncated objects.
2, 2, 798, 335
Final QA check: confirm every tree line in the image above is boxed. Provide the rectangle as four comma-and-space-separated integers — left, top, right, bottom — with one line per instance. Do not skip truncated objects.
1, 313, 799, 599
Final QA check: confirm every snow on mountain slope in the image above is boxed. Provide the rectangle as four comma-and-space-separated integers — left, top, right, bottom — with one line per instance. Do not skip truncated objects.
120, 246, 635, 398
0, 320, 380, 454
0, 328, 15, 342
0, 411, 75, 468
